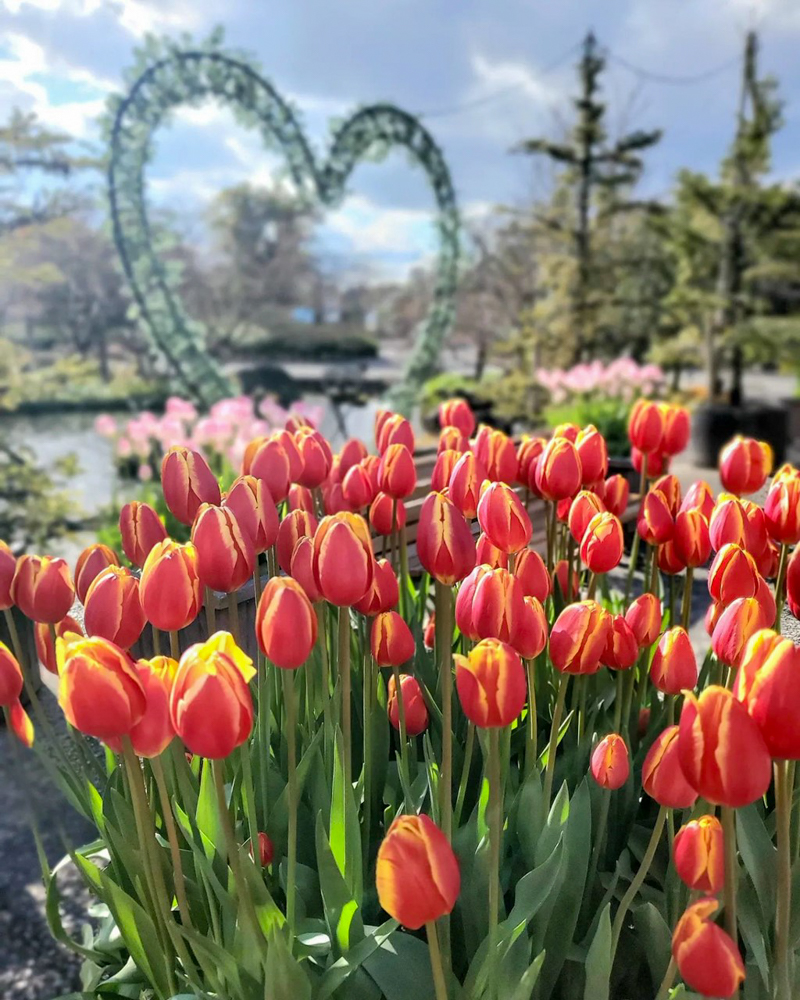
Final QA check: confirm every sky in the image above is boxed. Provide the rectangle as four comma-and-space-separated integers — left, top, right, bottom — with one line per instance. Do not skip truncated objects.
2, 0, 800, 281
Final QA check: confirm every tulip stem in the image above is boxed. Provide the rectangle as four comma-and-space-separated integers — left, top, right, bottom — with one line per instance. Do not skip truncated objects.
721, 806, 738, 949
650, 545, 660, 595
488, 727, 503, 998
654, 957, 677, 1000
399, 525, 410, 615
546, 502, 558, 574
282, 670, 298, 933
543, 673, 570, 806
586, 572, 597, 600
680, 566, 694, 632
524, 658, 538, 776
151, 754, 194, 933
338, 606, 352, 788
204, 588, 216, 636
426, 920, 449, 1000
152, 625, 162, 657
317, 605, 332, 751
668, 575, 677, 627
612, 671, 624, 733
240, 741, 260, 868
435, 582, 453, 842
585, 788, 611, 913
624, 530, 641, 605
454, 723, 475, 828
227, 592, 240, 647
775, 543, 790, 633
611, 805, 666, 962
169, 630, 180, 661
392, 662, 412, 812
776, 760, 793, 1000
363, 654, 375, 870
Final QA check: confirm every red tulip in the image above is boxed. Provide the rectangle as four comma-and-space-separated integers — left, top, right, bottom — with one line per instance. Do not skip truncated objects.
106, 655, 177, 758
438, 398, 475, 437
438, 426, 469, 455
0, 642, 33, 746
661, 405, 690, 455
377, 414, 415, 455
575, 425, 608, 484
276, 508, 318, 575
272, 428, 304, 482
342, 462, 377, 510
139, 540, 202, 632
431, 449, 462, 493
289, 536, 323, 603
658, 540, 687, 576
354, 558, 399, 616
74, 543, 119, 604
711, 596, 769, 667
252, 831, 275, 868
625, 592, 662, 647
338, 437, 368, 475
12, 555, 74, 624
650, 626, 697, 694
534, 437, 582, 501
673, 816, 725, 894
448, 451, 486, 520
652, 474, 682, 516
161, 446, 220, 525
764, 472, 800, 545
294, 427, 333, 488
681, 479, 715, 521
580, 511, 624, 573
417, 492, 476, 586
642, 725, 698, 809
513, 596, 548, 659
514, 548, 551, 602
628, 399, 665, 454
552, 559, 580, 601
378, 443, 417, 500
736, 630, 800, 759
192, 504, 255, 593
602, 614, 639, 670
455, 638, 526, 727
0, 540, 16, 610
34, 614, 82, 674
517, 437, 545, 488
475, 532, 508, 569
256, 577, 317, 668
245, 436, 291, 502
224, 475, 278, 553
549, 600, 611, 675
84, 566, 146, 650
552, 422, 580, 442
472, 567, 525, 644
590, 734, 630, 789
637, 489, 674, 545
603, 474, 630, 518
371, 611, 416, 667
477, 482, 532, 554
369, 492, 407, 537
719, 435, 772, 496
631, 446, 668, 478
672, 898, 745, 999
387, 673, 428, 735
479, 429, 518, 484
568, 491, 605, 544
674, 509, 711, 568
707, 543, 760, 605
313, 512, 375, 606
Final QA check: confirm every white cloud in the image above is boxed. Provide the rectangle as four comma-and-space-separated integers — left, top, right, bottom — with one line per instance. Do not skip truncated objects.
322, 193, 435, 257
470, 51, 560, 107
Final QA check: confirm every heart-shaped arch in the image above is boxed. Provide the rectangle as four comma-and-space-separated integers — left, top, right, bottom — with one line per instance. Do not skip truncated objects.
106, 40, 461, 410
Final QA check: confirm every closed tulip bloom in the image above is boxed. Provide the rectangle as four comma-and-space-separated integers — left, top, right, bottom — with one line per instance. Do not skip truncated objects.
106, 656, 177, 758
374, 408, 392, 447
74, 543, 119, 604
276, 508, 318, 575
603, 474, 630, 518
293, 427, 333, 488
672, 898, 745, 999
628, 399, 665, 454
372, 611, 416, 667
709, 495, 748, 551
376, 813, 460, 929
787, 545, 800, 617
659, 540, 687, 576
711, 596, 769, 667
387, 673, 428, 735
480, 429, 518, 484
590, 734, 630, 790
650, 627, 698, 694
438, 426, 469, 455
652, 474, 682, 516
431, 449, 462, 493
708, 543, 760, 604
424, 613, 436, 650
0, 642, 33, 745
256, 577, 317, 668
313, 512, 375, 606
455, 564, 491, 641
246, 436, 291, 502
251, 831, 275, 868
535, 437, 582, 501
637, 489, 674, 545
552, 421, 580, 442
764, 473, 800, 545
568, 491, 605, 544
719, 435, 772, 496
12, 555, 74, 624
161, 446, 220, 525
514, 548, 551, 602
662, 405, 691, 455
378, 443, 417, 500
472, 567, 525, 644
169, 635, 254, 758
192, 503, 255, 594
553, 559, 580, 601
742, 498, 769, 554
323, 480, 349, 515
549, 600, 611, 675
755, 573, 777, 624
477, 482, 532, 554
58, 635, 145, 742
338, 437, 369, 475
369, 491, 407, 537
354, 558, 400, 616
631, 446, 668, 479
580, 511, 624, 573
290, 536, 323, 603
705, 600, 724, 637
224, 475, 278, 553
602, 614, 639, 670
642, 725, 699, 809
673, 816, 725, 894
84, 566, 146, 650
417, 491, 476, 586
438, 398, 476, 437
681, 479, 715, 521
35, 614, 82, 674
625, 592, 662, 647
575, 425, 609, 484
678, 686, 771, 807
139, 540, 202, 632
455, 638, 526, 727
517, 436, 546, 487
377, 414, 415, 455
272, 428, 305, 482
475, 532, 508, 569
674, 509, 711, 568
514, 596, 548, 659
449, 451, 486, 520
0, 540, 15, 610
736, 632, 800, 759
119, 501, 168, 568
342, 462, 376, 510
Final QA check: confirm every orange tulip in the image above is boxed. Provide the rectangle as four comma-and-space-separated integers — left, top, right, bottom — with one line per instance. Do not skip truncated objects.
711, 596, 769, 667
354, 558, 399, 616
764, 472, 800, 545
673, 508, 711, 568
417, 491, 476, 585
0, 540, 15, 610
513, 596, 548, 660
34, 614, 82, 674
455, 565, 491, 641
678, 685, 771, 807
650, 626, 697, 694
514, 548, 550, 602
628, 399, 665, 454
272, 428, 305, 482
652, 473, 682, 516
475, 532, 508, 569
74, 543, 119, 604
637, 489, 674, 545
369, 491, 407, 537
590, 733, 630, 790
472, 567, 525, 644
552, 421, 580, 442
603, 474, 630, 518
438, 398, 475, 437
681, 479, 715, 521
719, 435, 772, 496
139, 540, 202, 632
338, 437, 369, 475
673, 816, 725, 894
672, 898, 745, 999
191, 503, 255, 594
448, 451, 486, 520
517, 436, 546, 489
11, 555, 74, 624
161, 446, 220, 525
106, 656, 177, 758
438, 426, 469, 455
602, 614, 639, 670
58, 634, 146, 742
575, 425, 608, 484
289, 536, 323, 603
294, 427, 333, 488
641, 725, 698, 809
707, 543, 760, 604
387, 673, 429, 735
224, 475, 279, 553
169, 633, 254, 758
119, 501, 168, 568
256, 577, 317, 668
371, 610, 416, 666
376, 813, 460, 929
580, 511, 624, 573
625, 592, 662, 647
455, 638, 526, 727
342, 462, 377, 510
276, 508, 318, 575
661, 405, 691, 455
549, 600, 611, 675
553, 559, 580, 601
313, 512, 375, 606
376, 413, 415, 455
430, 449, 462, 494
478, 428, 518, 484
84, 566, 146, 650
568, 490, 605, 543
377, 443, 416, 500
0, 642, 33, 746
534, 437, 582, 501
477, 481, 532, 554
736, 630, 800, 759
245, 436, 291, 501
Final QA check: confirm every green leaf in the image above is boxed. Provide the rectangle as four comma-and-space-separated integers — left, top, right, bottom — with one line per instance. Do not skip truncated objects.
315, 812, 364, 955
500, 839, 563, 942
264, 927, 312, 1000
514, 769, 545, 871
631, 902, 672, 991
363, 929, 436, 1000
330, 728, 363, 906
40, 851, 110, 964
737, 804, 776, 925
315, 918, 398, 1000
196, 757, 223, 859
738, 872, 771, 992
510, 950, 546, 1000
583, 903, 611, 1000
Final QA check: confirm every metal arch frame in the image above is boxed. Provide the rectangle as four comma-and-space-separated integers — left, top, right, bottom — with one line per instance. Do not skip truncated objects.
106, 41, 461, 410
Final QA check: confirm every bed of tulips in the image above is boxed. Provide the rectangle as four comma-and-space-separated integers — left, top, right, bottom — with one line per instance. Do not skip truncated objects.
2, 395, 800, 1000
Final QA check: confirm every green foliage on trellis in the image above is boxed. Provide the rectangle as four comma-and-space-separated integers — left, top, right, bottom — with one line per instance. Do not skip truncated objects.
104, 31, 461, 411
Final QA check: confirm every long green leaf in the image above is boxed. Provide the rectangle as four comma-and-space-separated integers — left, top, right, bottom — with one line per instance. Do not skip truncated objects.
583, 903, 611, 1000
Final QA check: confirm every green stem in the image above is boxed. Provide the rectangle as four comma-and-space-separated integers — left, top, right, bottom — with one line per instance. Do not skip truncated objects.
169, 630, 180, 661
338, 606, 352, 788
547, 502, 558, 574
775, 543, 790, 633
435, 582, 453, 842
204, 587, 216, 636
392, 662, 412, 811
454, 723, 475, 828
317, 604, 332, 752
543, 674, 570, 806
654, 957, 677, 1000
777, 760, 793, 1000
152, 624, 162, 657
650, 545, 660, 595
525, 658, 538, 776
721, 806, 738, 956
488, 727, 503, 978
681, 566, 694, 632
282, 670, 298, 932
426, 920, 449, 1000
240, 741, 260, 867
587, 789, 611, 896
610, 806, 666, 962
668, 574, 677, 627
227, 591, 240, 647
151, 754, 194, 933
612, 671, 624, 733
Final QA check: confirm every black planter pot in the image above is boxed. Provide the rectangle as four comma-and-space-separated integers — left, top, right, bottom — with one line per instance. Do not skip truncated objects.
693, 403, 789, 468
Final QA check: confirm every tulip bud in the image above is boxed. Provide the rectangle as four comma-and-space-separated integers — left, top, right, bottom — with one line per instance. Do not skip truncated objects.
139, 540, 202, 632
424, 613, 436, 650
625, 592, 662, 647
75, 544, 119, 604
764, 473, 800, 546
475, 533, 508, 569
438, 398, 476, 437
342, 462, 376, 511
672, 898, 745, 999
477, 482, 532, 554
34, 614, 82, 674
245, 436, 291, 502
742, 498, 769, 554
650, 626, 697, 694
642, 725, 698, 809
631, 446, 668, 478
513, 596, 548, 660
170, 633, 254, 758
119, 501, 168, 568
517, 437, 545, 488
289, 536, 323, 603
658, 540, 686, 576
354, 558, 399, 617
277, 508, 318, 575
387, 673, 429, 735
552, 422, 580, 442
514, 548, 551, 602
680, 479, 715, 521
417, 492, 476, 586
256, 577, 317, 669
272, 429, 305, 482
438, 426, 469, 455
369, 492, 407, 537
192, 504, 255, 594
719, 435, 772, 496
580, 511, 624, 574
755, 573, 777, 625
294, 427, 333, 488
472, 568, 525, 644
652, 474, 682, 517
378, 443, 417, 500
736, 631, 800, 759
0, 642, 33, 745
673, 816, 725, 894
448, 451, 485, 520
455, 638, 526, 727
313, 512, 374, 606
707, 543, 760, 605
567, 491, 605, 544
603, 474, 630, 518
590, 734, 630, 790
376, 813, 460, 929
638, 707, 651, 739
106, 655, 177, 758
58, 634, 146, 742
553, 559, 580, 601
455, 564, 491, 641
371, 610, 416, 667
661, 405, 691, 455
534, 437, 582, 501
377, 414, 415, 455
479, 429, 518, 484
84, 566, 146, 650
12, 555, 74, 624
339, 438, 368, 476
673, 509, 711, 568
678, 685, 771, 807
251, 831, 275, 868
430, 449, 461, 493
161, 446, 220, 525
711, 596, 769, 668
602, 614, 639, 670
628, 399, 665, 454
549, 600, 611, 675
709, 494, 748, 551
575, 425, 608, 484
637, 489, 674, 545
224, 475, 278, 553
